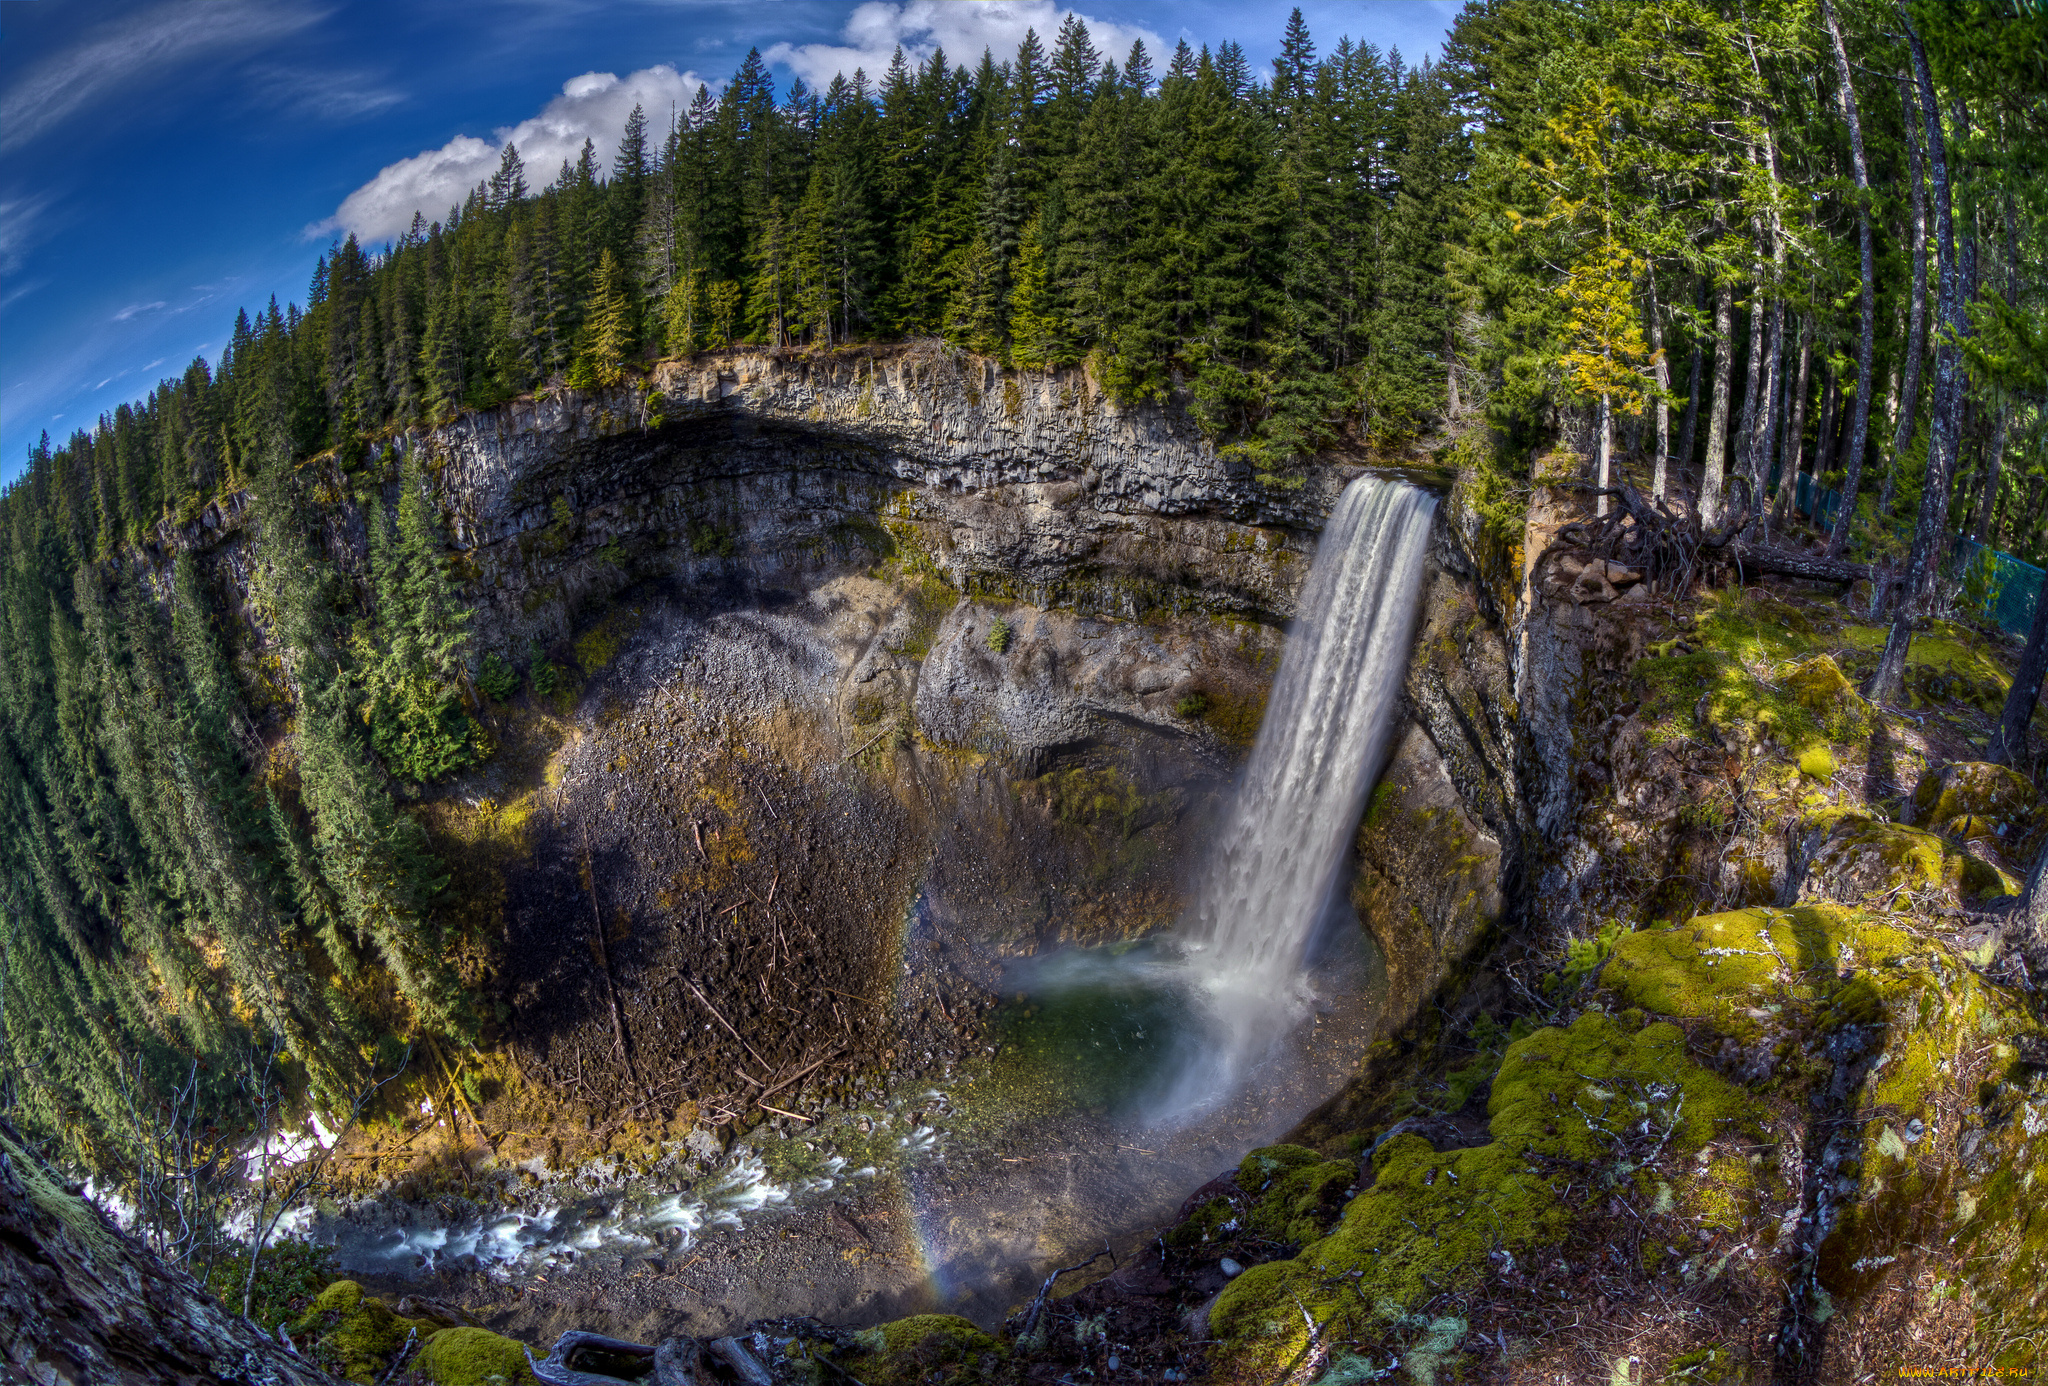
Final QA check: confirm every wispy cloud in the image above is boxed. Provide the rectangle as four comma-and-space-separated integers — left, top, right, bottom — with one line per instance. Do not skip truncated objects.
0, 0, 324, 152
252, 65, 405, 122
313, 64, 712, 244
0, 278, 46, 314
113, 300, 169, 322
0, 193, 55, 275
765, 2, 1164, 92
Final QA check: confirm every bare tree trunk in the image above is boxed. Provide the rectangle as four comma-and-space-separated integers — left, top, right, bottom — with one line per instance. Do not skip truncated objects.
1736, 276, 1767, 492
1675, 279, 1707, 490
1880, 71, 1930, 524
1813, 364, 1838, 519
1823, 0, 1878, 559
1773, 317, 1811, 531
1991, 579, 2048, 766
1974, 408, 2008, 541
1597, 393, 1612, 516
1446, 322, 1461, 419
1867, 21, 1969, 704
1650, 274, 1672, 500
1702, 276, 1736, 522
1755, 297, 1784, 540
1, 1120, 339, 1386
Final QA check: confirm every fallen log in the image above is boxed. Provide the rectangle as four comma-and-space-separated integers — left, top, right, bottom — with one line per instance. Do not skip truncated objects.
1727, 540, 1873, 586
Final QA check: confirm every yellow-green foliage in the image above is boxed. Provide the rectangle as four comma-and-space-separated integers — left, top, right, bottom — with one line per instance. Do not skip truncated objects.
1028, 767, 1143, 836
293, 1281, 433, 1384
1840, 620, 2015, 712
1636, 599, 1874, 756
1798, 747, 1836, 782
1210, 1013, 1750, 1379
573, 624, 624, 676
845, 1314, 1003, 1385
418, 1326, 538, 1386
887, 574, 958, 661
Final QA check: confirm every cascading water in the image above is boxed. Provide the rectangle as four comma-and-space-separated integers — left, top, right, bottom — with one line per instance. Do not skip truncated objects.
1157, 475, 1437, 1113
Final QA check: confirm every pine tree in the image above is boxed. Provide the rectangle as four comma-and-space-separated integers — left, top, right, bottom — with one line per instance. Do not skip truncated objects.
572, 248, 633, 387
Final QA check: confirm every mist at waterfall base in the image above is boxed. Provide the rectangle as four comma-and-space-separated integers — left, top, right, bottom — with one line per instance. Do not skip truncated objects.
1000, 476, 1438, 1127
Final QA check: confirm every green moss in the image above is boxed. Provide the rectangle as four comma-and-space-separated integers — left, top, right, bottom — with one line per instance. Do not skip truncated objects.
1784, 655, 1871, 741
1912, 761, 2036, 835
418, 1326, 538, 1386
1210, 1013, 1752, 1380
1243, 1155, 1356, 1245
845, 1314, 1002, 1384
1798, 747, 1836, 782
1239, 1143, 1325, 1191
293, 1280, 432, 1384
1962, 854, 2022, 901
1165, 1194, 1242, 1248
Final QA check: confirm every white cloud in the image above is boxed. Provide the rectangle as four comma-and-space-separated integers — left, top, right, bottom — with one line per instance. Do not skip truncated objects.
0, 0, 322, 152
113, 301, 169, 322
764, 1, 1164, 92
314, 64, 712, 245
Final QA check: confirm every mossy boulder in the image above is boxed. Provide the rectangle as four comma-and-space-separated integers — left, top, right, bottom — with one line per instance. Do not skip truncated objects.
1209, 1012, 1752, 1379
1210, 903, 2048, 1375
1911, 760, 2037, 840
1164, 1193, 1242, 1248
844, 1314, 1003, 1384
1794, 810, 1968, 906
417, 1326, 538, 1385
1237, 1145, 1355, 1245
1785, 655, 1870, 741
292, 1280, 435, 1384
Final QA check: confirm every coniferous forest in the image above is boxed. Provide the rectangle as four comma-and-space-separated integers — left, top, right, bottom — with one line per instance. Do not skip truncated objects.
2, 0, 2044, 1182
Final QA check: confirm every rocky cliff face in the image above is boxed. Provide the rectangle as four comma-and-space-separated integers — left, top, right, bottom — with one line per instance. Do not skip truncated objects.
154, 345, 1525, 1046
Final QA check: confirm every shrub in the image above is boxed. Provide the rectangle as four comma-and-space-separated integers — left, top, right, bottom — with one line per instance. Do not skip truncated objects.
477, 653, 519, 702
986, 615, 1013, 653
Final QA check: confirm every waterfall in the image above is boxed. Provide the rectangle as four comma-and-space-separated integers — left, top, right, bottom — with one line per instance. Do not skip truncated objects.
1185, 475, 1437, 992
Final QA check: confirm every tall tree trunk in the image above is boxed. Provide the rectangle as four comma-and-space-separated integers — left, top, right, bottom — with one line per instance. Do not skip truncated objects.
1867, 20, 1969, 705
1880, 70, 1931, 524
1702, 276, 1736, 522
1650, 273, 1672, 500
1990, 578, 2048, 766
1597, 392, 1612, 517
1754, 297, 1784, 540
1675, 279, 1707, 487
1823, 0, 1878, 559
1736, 275, 1766, 490
1974, 408, 2008, 541
1773, 316, 1811, 531
1445, 322, 1461, 418
1813, 364, 1838, 520
1973, 203, 2022, 543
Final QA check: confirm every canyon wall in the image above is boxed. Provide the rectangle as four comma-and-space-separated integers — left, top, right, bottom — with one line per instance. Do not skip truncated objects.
156, 345, 1569, 1037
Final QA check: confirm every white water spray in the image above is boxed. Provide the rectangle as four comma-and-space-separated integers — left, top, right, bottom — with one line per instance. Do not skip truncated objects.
1165, 475, 1436, 1108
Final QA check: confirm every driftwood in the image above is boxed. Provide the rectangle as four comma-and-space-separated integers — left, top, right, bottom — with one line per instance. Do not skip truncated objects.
683, 977, 771, 1071
527, 1330, 656, 1385
1018, 1244, 1116, 1344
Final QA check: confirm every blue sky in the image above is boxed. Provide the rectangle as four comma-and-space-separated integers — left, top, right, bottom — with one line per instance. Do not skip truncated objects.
0, 0, 1459, 476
